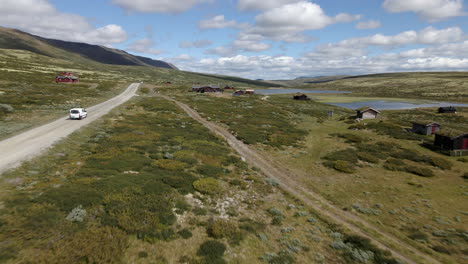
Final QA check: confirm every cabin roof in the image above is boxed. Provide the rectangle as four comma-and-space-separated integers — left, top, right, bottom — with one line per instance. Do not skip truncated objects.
356, 106, 380, 113
411, 120, 441, 126
435, 129, 466, 138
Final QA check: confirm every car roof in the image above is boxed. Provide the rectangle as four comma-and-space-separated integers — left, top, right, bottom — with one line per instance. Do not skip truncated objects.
70, 108, 84, 111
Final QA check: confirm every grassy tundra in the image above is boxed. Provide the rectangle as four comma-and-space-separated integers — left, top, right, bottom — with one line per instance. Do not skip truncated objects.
0, 93, 391, 264
178, 91, 467, 264
304, 72, 468, 103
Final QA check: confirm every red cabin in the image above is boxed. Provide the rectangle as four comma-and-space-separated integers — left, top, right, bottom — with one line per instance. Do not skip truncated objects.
55, 72, 79, 83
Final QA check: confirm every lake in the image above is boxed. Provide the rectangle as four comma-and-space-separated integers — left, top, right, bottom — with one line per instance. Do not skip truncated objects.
256, 88, 351, 95
255, 89, 468, 110
327, 100, 468, 110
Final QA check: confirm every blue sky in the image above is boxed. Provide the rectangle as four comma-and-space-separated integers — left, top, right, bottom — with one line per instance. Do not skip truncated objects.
1, 0, 467, 79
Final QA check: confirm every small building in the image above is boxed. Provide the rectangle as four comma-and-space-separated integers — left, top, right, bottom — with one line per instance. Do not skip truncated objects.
411, 121, 441, 135
192, 85, 221, 93
356, 107, 380, 119
233, 90, 245, 96
165, 81, 172, 84
438, 106, 457, 113
434, 131, 468, 151
293, 94, 311, 100
224, 86, 234, 90
55, 75, 79, 83
245, 89, 255, 95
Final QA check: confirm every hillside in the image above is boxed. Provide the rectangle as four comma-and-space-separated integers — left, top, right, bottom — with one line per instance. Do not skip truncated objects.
266, 75, 349, 87
0, 26, 177, 70
305, 72, 468, 103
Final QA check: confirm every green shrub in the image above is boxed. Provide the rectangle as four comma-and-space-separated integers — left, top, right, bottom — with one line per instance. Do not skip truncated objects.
138, 251, 148, 258
430, 157, 453, 170
458, 157, 468, 163
386, 158, 405, 166
193, 207, 208, 216
333, 133, 366, 143
197, 240, 226, 262
36, 184, 102, 211
178, 228, 193, 239
193, 178, 221, 194
140, 87, 150, 94
0, 103, 14, 113
432, 246, 451, 255
404, 166, 434, 177
324, 160, 356, 174
152, 159, 187, 171
357, 152, 379, 163
324, 149, 359, 163
196, 165, 225, 178
207, 219, 243, 244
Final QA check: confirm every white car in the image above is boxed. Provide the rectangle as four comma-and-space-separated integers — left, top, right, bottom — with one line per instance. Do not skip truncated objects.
69, 108, 87, 120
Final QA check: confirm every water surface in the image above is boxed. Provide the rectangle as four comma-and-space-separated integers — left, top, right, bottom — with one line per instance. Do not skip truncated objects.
256, 88, 351, 95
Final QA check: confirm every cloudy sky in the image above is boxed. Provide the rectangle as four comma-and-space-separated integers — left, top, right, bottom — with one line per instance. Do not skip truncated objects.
0, 0, 467, 79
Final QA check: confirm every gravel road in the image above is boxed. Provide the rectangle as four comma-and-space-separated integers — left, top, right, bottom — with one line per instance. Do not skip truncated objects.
0, 83, 140, 175
160, 94, 441, 264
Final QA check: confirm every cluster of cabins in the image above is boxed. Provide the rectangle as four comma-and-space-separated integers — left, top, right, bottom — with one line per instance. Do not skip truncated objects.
189, 86, 466, 154
355, 106, 467, 154
191, 85, 255, 95
55, 72, 79, 83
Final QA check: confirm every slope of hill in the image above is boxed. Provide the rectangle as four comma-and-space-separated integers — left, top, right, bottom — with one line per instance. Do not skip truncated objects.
266, 75, 349, 86
306, 72, 468, 103
0, 26, 177, 70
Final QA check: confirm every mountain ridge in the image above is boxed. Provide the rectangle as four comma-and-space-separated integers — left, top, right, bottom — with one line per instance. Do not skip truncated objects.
0, 26, 177, 70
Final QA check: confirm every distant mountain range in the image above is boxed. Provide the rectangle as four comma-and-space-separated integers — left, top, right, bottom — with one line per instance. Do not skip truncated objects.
0, 26, 177, 70
265, 75, 350, 86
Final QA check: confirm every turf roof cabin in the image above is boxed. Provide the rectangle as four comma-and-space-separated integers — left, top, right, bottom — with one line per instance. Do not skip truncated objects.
438, 106, 457, 113
434, 130, 468, 151
293, 94, 311, 100
356, 107, 380, 119
411, 121, 441, 135
191, 85, 222, 93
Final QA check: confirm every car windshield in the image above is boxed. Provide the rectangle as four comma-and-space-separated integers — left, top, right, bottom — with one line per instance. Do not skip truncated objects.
70, 110, 80, 114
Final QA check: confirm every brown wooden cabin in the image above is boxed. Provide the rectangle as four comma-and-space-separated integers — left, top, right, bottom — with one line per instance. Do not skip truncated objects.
293, 94, 311, 100
434, 131, 468, 151
224, 86, 234, 90
356, 107, 380, 119
438, 106, 457, 113
245, 89, 255, 95
411, 121, 441, 135
192, 85, 222, 93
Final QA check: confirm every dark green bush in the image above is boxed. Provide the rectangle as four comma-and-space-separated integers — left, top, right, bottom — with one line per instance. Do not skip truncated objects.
193, 177, 221, 194
357, 152, 380, 163
197, 240, 226, 262
386, 158, 405, 166
432, 246, 451, 255
196, 165, 225, 178
430, 157, 453, 170
178, 228, 193, 239
324, 148, 359, 163
324, 160, 356, 174
36, 184, 103, 211
404, 166, 434, 177
333, 133, 366, 143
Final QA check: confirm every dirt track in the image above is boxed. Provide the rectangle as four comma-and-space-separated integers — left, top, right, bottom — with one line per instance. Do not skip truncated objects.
0, 83, 140, 175
161, 94, 441, 264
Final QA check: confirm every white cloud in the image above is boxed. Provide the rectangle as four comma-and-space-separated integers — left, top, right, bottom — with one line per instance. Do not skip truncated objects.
250, 1, 360, 42
127, 38, 162, 55
238, 0, 301, 11
205, 46, 237, 56
198, 15, 239, 29
356, 20, 381, 30
111, 0, 213, 14
383, 0, 465, 21
323, 26, 464, 51
179, 40, 212, 48
401, 57, 468, 69
0, 0, 127, 45
175, 54, 193, 60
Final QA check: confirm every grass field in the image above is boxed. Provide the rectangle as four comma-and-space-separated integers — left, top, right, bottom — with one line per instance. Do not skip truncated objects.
304, 72, 468, 103
0, 48, 276, 139
1, 91, 390, 264
177, 92, 467, 263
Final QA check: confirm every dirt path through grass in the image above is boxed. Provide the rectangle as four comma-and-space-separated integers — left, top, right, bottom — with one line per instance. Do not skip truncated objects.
0, 83, 140, 175
160, 94, 441, 264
